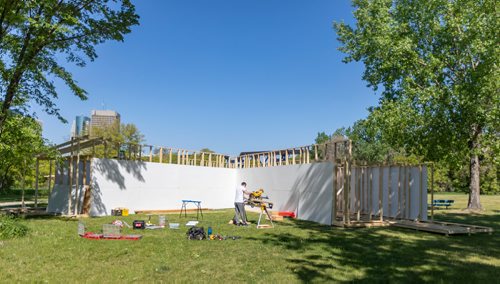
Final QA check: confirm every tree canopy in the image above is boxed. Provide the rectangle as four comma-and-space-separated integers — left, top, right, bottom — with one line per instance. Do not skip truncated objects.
0, 114, 46, 191
0, 0, 139, 134
334, 0, 499, 209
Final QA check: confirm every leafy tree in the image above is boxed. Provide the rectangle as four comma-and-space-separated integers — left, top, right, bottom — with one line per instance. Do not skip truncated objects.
90, 121, 144, 158
0, 114, 46, 192
335, 0, 499, 209
0, 0, 139, 134
314, 132, 330, 145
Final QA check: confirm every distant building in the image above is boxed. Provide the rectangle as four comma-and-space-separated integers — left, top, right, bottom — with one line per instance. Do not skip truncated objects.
70, 115, 90, 138
90, 110, 120, 134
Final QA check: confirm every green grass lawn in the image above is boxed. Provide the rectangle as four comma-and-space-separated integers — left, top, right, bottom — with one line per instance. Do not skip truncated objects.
0, 193, 498, 283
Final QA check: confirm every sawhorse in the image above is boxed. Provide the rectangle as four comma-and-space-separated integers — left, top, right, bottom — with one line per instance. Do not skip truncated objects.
179, 200, 203, 220
257, 205, 274, 229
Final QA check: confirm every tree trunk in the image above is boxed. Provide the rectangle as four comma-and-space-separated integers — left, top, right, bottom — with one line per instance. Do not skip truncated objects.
467, 126, 482, 209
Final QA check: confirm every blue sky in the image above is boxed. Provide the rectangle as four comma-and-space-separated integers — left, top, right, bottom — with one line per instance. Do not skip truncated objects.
36, 0, 379, 155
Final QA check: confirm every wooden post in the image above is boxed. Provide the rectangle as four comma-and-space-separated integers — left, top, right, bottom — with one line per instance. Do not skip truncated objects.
365, 167, 369, 215
398, 166, 402, 219
403, 166, 407, 219
408, 167, 412, 219
333, 142, 337, 162
48, 160, 53, 194
346, 161, 351, 225
279, 151, 282, 166
292, 149, 296, 165
369, 167, 373, 221
169, 148, 172, 164
68, 138, 74, 215
82, 159, 87, 188
315, 145, 318, 161
159, 147, 163, 163
299, 148, 303, 164
431, 164, 434, 221
379, 166, 383, 222
74, 147, 81, 215
252, 155, 256, 168
306, 146, 311, 164
356, 167, 360, 221
35, 159, 39, 208
388, 165, 392, 219
332, 164, 337, 225
209, 153, 212, 167
343, 162, 348, 224
419, 165, 423, 220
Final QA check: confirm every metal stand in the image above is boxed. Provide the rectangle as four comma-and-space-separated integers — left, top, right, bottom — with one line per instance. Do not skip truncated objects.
179, 200, 203, 220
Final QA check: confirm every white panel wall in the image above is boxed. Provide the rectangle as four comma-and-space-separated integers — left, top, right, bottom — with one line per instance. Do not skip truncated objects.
47, 158, 427, 223
48, 158, 236, 216
237, 163, 334, 225
89, 158, 236, 216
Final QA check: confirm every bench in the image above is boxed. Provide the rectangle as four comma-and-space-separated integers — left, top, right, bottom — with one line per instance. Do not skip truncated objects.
432, 199, 454, 209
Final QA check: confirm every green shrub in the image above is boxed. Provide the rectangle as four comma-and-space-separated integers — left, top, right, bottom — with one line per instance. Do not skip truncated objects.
0, 215, 29, 239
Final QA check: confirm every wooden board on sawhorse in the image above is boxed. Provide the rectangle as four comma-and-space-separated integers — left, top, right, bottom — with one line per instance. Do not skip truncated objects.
257, 206, 274, 229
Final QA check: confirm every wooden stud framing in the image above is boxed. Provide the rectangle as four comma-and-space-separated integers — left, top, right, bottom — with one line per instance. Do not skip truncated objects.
35, 159, 39, 208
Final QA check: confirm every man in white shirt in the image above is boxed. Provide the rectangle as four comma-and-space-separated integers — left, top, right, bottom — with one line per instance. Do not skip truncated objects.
233, 182, 251, 226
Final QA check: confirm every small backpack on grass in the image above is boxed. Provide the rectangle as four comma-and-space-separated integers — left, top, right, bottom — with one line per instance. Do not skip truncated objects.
186, 226, 206, 240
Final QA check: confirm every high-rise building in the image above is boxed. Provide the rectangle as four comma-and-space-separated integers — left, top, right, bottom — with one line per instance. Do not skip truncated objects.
90, 110, 120, 134
70, 115, 90, 138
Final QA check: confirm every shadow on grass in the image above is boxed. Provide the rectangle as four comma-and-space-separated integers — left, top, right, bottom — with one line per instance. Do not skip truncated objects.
248, 215, 499, 282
